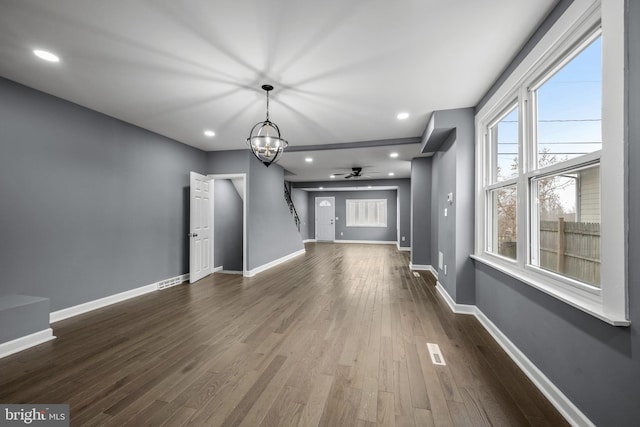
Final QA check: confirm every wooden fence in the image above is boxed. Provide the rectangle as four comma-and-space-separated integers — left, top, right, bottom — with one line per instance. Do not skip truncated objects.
539, 219, 600, 287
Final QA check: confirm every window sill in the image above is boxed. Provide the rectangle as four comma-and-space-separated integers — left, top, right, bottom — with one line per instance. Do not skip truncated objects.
471, 254, 630, 327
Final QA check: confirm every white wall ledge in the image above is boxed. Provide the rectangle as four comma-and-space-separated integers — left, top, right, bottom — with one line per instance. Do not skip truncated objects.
471, 255, 630, 327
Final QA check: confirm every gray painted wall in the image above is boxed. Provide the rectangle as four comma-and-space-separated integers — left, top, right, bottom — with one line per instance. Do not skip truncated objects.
430, 152, 440, 274
411, 157, 432, 266
207, 150, 304, 271
428, 108, 476, 304
292, 179, 411, 248
306, 190, 398, 242
0, 295, 49, 343
433, 134, 457, 294
247, 157, 304, 270
290, 188, 310, 240
397, 179, 411, 248
469, 2, 640, 425
213, 179, 243, 271
0, 78, 207, 311
207, 150, 250, 175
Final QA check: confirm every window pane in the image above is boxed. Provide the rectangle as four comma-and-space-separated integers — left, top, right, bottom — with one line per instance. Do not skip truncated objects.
491, 106, 519, 182
488, 186, 517, 260
536, 36, 602, 168
532, 164, 600, 287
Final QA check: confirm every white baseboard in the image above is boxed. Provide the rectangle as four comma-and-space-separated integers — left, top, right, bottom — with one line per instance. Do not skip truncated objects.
219, 270, 243, 275
434, 283, 594, 427
0, 329, 55, 360
396, 243, 411, 252
50, 273, 188, 323
303, 239, 316, 243
213, 266, 223, 273
409, 263, 429, 270
409, 263, 438, 277
333, 240, 396, 245
435, 282, 476, 315
245, 248, 306, 277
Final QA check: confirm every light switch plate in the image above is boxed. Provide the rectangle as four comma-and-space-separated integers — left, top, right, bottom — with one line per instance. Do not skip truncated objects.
444, 208, 448, 217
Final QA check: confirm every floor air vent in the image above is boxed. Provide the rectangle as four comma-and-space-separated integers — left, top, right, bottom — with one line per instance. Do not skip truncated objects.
427, 343, 446, 366
413, 272, 421, 278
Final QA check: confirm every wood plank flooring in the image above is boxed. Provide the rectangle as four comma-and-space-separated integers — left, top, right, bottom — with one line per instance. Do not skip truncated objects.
0, 243, 568, 426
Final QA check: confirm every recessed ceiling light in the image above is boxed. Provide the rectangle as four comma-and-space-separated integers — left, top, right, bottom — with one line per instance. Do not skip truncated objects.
319, 186, 324, 189
330, 175, 335, 179
390, 152, 399, 158
305, 157, 313, 163
33, 49, 60, 63
388, 172, 395, 176
397, 112, 409, 120
204, 130, 215, 137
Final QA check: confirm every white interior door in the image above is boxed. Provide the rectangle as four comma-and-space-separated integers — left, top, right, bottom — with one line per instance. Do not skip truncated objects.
316, 197, 335, 241
189, 172, 213, 283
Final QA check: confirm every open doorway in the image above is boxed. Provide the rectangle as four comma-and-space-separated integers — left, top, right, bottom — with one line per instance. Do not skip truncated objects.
209, 174, 247, 276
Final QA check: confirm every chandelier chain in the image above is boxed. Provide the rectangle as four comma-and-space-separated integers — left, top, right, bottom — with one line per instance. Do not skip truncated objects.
265, 90, 270, 121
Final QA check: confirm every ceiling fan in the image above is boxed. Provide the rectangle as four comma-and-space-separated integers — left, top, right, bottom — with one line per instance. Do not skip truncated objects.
333, 167, 377, 179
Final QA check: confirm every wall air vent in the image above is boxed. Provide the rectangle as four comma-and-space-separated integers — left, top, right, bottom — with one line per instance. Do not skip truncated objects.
157, 274, 188, 290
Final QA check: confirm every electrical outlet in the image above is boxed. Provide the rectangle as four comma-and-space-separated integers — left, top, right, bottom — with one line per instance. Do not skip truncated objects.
336, 217, 339, 220
402, 236, 405, 241
438, 252, 444, 270
447, 192, 454, 204
340, 232, 343, 236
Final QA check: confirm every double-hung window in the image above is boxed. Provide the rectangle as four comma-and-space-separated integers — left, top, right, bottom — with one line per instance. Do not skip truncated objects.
475, 1, 627, 325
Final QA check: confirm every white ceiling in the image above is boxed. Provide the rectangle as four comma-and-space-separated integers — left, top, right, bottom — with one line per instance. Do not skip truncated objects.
0, 0, 557, 181
280, 143, 426, 181
297, 186, 399, 192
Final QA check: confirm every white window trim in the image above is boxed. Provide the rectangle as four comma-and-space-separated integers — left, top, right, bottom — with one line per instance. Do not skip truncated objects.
346, 199, 387, 228
474, 0, 628, 326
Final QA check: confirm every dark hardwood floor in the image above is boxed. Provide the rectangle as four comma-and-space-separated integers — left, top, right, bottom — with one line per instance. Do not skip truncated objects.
0, 243, 567, 426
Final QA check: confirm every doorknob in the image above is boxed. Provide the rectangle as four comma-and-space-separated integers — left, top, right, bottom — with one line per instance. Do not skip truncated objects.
188, 233, 198, 237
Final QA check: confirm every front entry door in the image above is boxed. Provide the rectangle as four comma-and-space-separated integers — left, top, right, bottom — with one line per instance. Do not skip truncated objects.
315, 197, 335, 241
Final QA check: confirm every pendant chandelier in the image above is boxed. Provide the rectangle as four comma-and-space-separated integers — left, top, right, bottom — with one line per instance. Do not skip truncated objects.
246, 84, 288, 167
